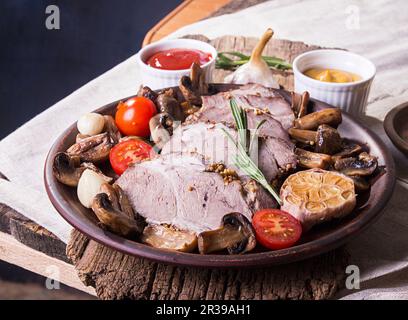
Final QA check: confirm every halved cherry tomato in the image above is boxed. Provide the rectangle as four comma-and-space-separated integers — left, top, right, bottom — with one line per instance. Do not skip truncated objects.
115, 97, 157, 137
109, 139, 154, 175
252, 209, 302, 250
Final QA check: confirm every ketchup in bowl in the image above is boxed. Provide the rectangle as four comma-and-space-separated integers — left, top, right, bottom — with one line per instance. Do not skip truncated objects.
146, 48, 212, 70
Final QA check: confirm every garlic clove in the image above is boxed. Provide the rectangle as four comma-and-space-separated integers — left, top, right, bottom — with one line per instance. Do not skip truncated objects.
77, 113, 105, 136
224, 28, 279, 89
77, 169, 107, 208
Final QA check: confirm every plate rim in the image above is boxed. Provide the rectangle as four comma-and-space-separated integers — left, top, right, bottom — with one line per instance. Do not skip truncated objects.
44, 84, 396, 268
384, 101, 408, 155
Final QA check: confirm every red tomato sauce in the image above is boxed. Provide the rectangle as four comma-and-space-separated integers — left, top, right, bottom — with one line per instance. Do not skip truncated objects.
146, 48, 212, 70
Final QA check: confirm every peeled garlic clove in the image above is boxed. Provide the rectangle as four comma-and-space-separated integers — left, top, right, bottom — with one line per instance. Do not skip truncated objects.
77, 169, 106, 208
77, 113, 105, 136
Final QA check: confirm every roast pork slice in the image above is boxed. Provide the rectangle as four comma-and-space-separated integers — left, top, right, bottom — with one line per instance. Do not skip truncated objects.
187, 84, 294, 131
115, 153, 277, 234
161, 123, 296, 182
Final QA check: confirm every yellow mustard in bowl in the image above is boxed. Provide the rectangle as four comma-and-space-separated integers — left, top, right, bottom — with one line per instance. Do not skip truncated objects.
304, 68, 361, 83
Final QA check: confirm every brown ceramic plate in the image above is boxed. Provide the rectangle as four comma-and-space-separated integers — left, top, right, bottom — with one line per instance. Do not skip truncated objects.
44, 84, 395, 268
384, 102, 408, 157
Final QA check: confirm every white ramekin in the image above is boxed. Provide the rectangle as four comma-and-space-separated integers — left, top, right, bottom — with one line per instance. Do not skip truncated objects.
136, 39, 218, 90
293, 49, 376, 117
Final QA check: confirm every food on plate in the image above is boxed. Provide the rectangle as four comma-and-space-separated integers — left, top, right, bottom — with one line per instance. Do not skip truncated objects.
77, 113, 105, 136
304, 68, 361, 83
334, 152, 378, 176
224, 28, 279, 88
52, 62, 383, 255
103, 115, 122, 144
146, 48, 212, 70
252, 209, 302, 250
295, 148, 332, 169
198, 212, 256, 254
188, 83, 294, 131
92, 188, 145, 239
141, 224, 197, 252
179, 62, 209, 106
161, 122, 296, 183
53, 152, 113, 187
67, 132, 114, 163
115, 96, 157, 137
109, 139, 154, 175
77, 169, 109, 208
293, 108, 342, 130
280, 169, 356, 229
115, 153, 276, 235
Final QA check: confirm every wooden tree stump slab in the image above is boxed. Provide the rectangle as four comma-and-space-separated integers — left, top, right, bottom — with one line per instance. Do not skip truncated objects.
67, 229, 349, 300
66, 35, 349, 300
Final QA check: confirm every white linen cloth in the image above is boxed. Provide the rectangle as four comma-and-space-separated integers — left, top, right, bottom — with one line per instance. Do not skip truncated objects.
1, 0, 408, 299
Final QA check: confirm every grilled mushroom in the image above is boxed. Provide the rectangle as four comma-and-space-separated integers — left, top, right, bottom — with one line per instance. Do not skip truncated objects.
295, 148, 332, 169
156, 89, 185, 122
294, 108, 342, 130
92, 191, 145, 239
149, 113, 172, 149
349, 175, 371, 193
52, 152, 85, 187
334, 152, 378, 176
53, 152, 113, 187
137, 85, 158, 103
289, 128, 317, 145
332, 143, 363, 161
103, 115, 121, 144
198, 212, 256, 254
141, 224, 197, 252
67, 132, 113, 163
291, 91, 309, 118
179, 62, 208, 106
315, 124, 343, 155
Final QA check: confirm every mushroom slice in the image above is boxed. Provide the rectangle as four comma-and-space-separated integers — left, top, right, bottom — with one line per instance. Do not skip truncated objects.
67, 132, 113, 163
179, 75, 202, 106
332, 143, 363, 161
137, 85, 158, 103
92, 193, 145, 239
291, 91, 309, 118
315, 124, 343, 155
190, 62, 208, 96
334, 152, 378, 176
156, 89, 185, 122
198, 213, 256, 254
103, 115, 121, 144
141, 224, 198, 252
295, 148, 332, 169
179, 62, 208, 106
76, 133, 91, 143
349, 175, 370, 193
294, 108, 342, 130
99, 183, 120, 211
288, 128, 317, 145
112, 184, 137, 220
52, 152, 85, 187
149, 113, 172, 150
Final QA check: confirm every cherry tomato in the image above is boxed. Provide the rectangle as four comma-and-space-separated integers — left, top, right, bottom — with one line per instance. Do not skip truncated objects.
109, 139, 154, 175
115, 97, 157, 137
252, 209, 302, 250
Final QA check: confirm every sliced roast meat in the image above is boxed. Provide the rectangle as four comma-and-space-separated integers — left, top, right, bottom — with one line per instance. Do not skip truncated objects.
161, 123, 296, 182
187, 95, 290, 143
187, 84, 294, 132
116, 153, 277, 234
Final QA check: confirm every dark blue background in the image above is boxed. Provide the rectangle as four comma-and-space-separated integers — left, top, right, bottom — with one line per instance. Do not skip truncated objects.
0, 0, 181, 139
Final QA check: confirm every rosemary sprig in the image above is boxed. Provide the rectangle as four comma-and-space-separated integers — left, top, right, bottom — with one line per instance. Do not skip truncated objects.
216, 51, 292, 71
223, 99, 282, 205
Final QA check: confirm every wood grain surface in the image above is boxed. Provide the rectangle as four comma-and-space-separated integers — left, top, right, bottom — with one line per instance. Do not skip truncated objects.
64, 34, 349, 300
